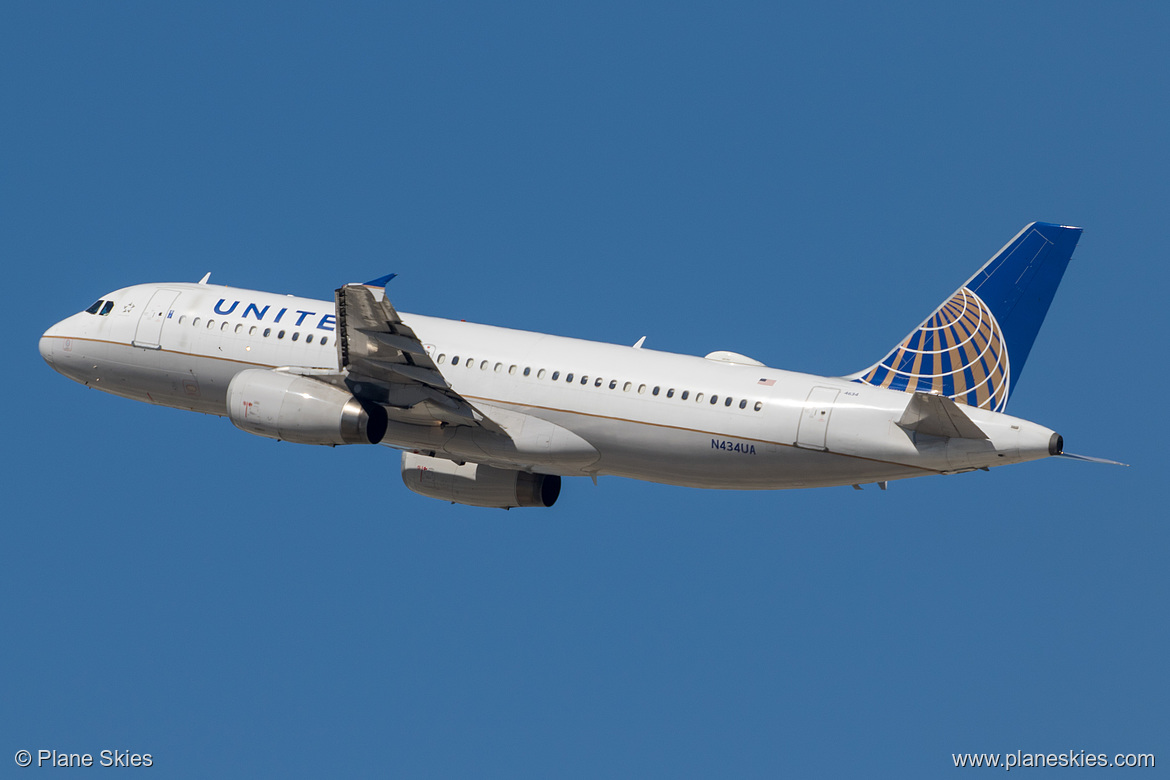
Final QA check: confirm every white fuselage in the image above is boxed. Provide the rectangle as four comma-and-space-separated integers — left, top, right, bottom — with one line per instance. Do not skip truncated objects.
39, 282, 1060, 489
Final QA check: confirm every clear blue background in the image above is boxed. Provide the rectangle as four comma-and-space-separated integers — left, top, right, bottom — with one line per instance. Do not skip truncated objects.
2, 2, 1164, 776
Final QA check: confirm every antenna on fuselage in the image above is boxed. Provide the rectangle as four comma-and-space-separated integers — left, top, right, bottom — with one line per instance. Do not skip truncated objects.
197, 272, 211, 285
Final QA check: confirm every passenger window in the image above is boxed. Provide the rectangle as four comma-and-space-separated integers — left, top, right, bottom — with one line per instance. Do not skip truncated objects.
563, 373, 571, 382
481, 360, 489, 370
85, 300, 104, 315
625, 382, 634, 392
306, 334, 314, 344
451, 356, 459, 365
277, 330, 285, 339
508, 365, 516, 375
320, 337, 328, 346
581, 375, 589, 385
208, 320, 216, 329
292, 332, 299, 341
739, 399, 747, 409
607, 379, 616, 389
652, 386, 659, 396
666, 388, 674, 398
710, 395, 718, 405
754, 401, 763, 411
696, 393, 704, 403
100, 301, 114, 316
179, 315, 187, 325
523, 367, 531, 376
263, 328, 271, 337
681, 391, 689, 400
222, 322, 230, 331
235, 324, 243, 333
438, 353, 446, 364
494, 362, 503, 373
538, 369, 546, 379
193, 317, 201, 327
595, 377, 603, 387
248, 326, 256, 335
725, 397, 733, 407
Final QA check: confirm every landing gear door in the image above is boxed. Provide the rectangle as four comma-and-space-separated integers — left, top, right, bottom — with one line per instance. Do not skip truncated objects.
133, 289, 180, 349
796, 387, 840, 451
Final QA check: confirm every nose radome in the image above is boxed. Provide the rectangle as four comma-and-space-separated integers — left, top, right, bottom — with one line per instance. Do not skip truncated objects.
38, 333, 55, 365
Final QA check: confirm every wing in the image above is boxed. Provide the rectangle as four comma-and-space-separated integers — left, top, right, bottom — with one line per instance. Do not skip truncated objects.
334, 283, 501, 431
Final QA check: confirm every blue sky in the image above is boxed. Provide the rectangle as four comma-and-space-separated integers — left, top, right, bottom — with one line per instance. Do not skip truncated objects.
2, 2, 1165, 776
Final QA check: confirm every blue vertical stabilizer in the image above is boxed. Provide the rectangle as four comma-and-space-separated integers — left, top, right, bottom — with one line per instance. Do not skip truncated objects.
851, 222, 1082, 411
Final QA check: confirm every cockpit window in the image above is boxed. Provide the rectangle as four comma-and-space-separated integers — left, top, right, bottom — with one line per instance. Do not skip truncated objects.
85, 300, 104, 314
100, 301, 114, 316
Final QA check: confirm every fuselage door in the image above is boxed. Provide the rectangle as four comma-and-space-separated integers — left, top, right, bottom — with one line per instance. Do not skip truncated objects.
132, 288, 181, 349
796, 386, 840, 450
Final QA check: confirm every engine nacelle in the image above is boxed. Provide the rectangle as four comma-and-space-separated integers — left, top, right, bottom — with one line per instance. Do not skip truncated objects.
226, 369, 386, 446
401, 451, 561, 508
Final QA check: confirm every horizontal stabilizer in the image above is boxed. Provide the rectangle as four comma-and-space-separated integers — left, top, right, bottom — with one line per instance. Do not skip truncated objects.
898, 392, 988, 439
1057, 452, 1129, 467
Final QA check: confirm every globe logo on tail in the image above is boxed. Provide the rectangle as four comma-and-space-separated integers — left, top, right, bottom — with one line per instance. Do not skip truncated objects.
858, 287, 1010, 411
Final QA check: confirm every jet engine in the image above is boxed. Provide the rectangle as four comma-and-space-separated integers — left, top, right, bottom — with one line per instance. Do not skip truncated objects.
226, 369, 387, 446
401, 451, 561, 508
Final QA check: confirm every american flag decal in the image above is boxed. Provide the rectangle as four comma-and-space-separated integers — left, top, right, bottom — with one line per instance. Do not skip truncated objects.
758, 378, 775, 386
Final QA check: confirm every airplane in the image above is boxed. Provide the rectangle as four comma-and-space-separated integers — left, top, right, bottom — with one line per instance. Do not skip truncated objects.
38, 221, 1122, 508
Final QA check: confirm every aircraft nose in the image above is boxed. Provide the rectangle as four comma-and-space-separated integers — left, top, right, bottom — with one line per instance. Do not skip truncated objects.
39, 332, 55, 365
39, 317, 70, 367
